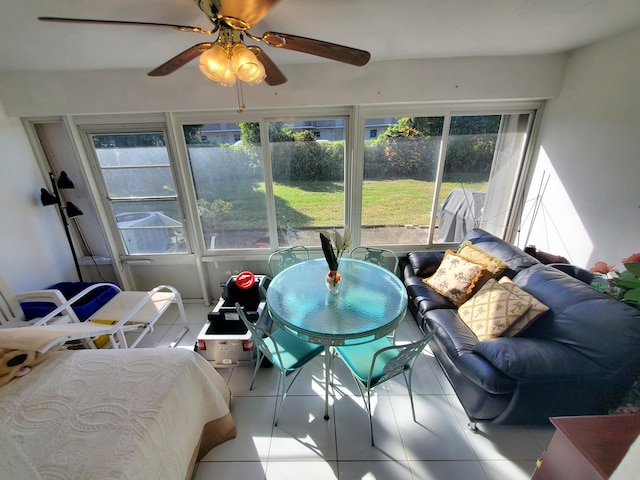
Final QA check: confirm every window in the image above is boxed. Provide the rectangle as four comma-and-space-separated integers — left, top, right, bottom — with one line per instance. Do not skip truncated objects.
359, 112, 534, 245
76, 105, 535, 259
184, 122, 270, 250
361, 116, 443, 245
88, 131, 188, 255
268, 118, 346, 248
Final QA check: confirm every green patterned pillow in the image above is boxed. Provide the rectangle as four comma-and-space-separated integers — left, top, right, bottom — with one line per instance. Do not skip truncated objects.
458, 279, 532, 340
424, 250, 486, 306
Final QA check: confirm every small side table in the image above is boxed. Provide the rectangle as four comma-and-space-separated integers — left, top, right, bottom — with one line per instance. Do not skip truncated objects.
531, 414, 640, 479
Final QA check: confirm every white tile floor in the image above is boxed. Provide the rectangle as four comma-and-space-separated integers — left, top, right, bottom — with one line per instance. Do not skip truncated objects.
145, 303, 555, 480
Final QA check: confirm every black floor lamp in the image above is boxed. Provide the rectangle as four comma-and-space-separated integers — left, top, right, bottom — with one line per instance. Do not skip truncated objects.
40, 171, 84, 281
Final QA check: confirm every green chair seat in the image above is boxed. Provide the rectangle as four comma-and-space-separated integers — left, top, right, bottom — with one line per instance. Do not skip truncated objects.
335, 332, 435, 445
235, 302, 323, 426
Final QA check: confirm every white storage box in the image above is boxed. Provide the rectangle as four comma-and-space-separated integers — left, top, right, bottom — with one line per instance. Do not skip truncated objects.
196, 322, 255, 367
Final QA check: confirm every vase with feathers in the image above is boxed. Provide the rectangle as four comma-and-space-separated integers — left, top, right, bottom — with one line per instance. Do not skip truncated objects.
319, 226, 350, 293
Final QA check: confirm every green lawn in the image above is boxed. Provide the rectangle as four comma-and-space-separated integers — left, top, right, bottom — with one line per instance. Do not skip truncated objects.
266, 179, 487, 227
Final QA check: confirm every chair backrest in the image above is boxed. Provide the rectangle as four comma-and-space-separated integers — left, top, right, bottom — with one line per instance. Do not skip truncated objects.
350, 246, 399, 274
0, 275, 23, 325
235, 302, 281, 368
268, 246, 310, 277
370, 332, 435, 388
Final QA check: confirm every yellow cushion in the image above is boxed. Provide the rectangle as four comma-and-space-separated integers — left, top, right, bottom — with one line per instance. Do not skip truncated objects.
89, 319, 117, 348
424, 250, 486, 306
458, 279, 532, 340
498, 277, 549, 337
457, 241, 508, 293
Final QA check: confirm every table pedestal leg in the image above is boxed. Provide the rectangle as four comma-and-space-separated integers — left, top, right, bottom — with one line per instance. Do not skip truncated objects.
324, 346, 331, 420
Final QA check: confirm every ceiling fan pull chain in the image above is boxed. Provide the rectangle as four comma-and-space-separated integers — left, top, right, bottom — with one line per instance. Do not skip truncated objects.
236, 81, 246, 113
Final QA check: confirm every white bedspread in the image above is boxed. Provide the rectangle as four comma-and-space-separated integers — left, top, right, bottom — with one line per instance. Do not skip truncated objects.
0, 348, 233, 479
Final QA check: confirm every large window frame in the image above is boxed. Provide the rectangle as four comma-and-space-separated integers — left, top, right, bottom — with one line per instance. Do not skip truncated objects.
71, 102, 538, 263
78, 120, 194, 259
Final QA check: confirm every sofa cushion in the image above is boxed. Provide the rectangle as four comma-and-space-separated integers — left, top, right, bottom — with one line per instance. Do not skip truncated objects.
458, 241, 508, 293
426, 308, 479, 359
512, 264, 640, 370
424, 250, 486, 306
463, 228, 539, 277
458, 279, 532, 340
426, 309, 517, 394
498, 277, 549, 337
472, 337, 607, 380
407, 251, 445, 277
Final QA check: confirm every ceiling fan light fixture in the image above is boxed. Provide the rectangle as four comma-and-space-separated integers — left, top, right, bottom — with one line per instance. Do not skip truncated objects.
199, 44, 230, 83
218, 60, 237, 87
231, 44, 265, 85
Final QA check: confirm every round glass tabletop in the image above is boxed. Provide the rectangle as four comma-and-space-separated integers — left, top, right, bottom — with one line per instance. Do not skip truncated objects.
266, 258, 408, 345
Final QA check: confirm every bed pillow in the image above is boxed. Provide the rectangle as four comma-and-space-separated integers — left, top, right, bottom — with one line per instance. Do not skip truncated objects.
458, 279, 532, 340
457, 241, 508, 293
423, 250, 486, 306
498, 277, 549, 337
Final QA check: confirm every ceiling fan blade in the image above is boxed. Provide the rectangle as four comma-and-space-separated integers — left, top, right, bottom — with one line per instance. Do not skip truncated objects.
38, 17, 214, 35
219, 0, 280, 29
249, 46, 287, 86
148, 43, 214, 76
262, 32, 371, 66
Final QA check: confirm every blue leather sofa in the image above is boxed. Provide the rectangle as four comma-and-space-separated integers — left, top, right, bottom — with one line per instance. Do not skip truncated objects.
400, 229, 640, 424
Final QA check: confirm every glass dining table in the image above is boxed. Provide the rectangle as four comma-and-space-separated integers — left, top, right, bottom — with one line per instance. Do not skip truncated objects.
266, 257, 408, 420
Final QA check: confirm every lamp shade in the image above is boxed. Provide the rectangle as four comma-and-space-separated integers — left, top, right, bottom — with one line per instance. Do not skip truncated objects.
57, 171, 75, 189
65, 202, 83, 218
232, 44, 266, 85
40, 188, 59, 206
199, 44, 234, 85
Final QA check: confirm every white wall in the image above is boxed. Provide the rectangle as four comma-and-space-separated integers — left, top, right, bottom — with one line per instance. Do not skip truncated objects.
0, 104, 77, 292
520, 26, 640, 270
0, 54, 566, 116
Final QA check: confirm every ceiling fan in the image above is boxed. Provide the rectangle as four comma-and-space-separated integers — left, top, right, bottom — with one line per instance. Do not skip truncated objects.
38, 0, 371, 91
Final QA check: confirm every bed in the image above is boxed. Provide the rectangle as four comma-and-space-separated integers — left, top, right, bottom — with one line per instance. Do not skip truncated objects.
0, 347, 236, 479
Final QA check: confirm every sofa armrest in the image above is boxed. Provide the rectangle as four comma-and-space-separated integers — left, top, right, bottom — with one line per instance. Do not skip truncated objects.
472, 337, 605, 381
455, 352, 518, 394
407, 251, 445, 277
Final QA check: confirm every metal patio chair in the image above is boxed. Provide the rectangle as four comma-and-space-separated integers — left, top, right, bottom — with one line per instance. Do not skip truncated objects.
335, 332, 435, 445
268, 246, 310, 277
349, 246, 399, 275
236, 302, 323, 426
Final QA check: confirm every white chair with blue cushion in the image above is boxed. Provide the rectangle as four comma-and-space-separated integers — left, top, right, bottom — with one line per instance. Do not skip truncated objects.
235, 302, 323, 426
335, 332, 435, 445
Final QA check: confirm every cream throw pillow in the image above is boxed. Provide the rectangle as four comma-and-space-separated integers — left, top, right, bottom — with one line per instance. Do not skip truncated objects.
424, 250, 486, 306
458, 279, 532, 340
457, 241, 508, 293
498, 277, 549, 337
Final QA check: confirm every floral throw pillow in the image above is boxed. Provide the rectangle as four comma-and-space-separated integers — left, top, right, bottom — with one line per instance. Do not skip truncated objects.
458, 279, 532, 340
424, 250, 486, 306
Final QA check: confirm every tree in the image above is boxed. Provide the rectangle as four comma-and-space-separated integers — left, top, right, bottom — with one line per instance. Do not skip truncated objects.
383, 124, 423, 176
183, 125, 204, 145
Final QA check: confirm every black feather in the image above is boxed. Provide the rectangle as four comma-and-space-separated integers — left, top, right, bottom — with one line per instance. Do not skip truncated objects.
320, 232, 338, 271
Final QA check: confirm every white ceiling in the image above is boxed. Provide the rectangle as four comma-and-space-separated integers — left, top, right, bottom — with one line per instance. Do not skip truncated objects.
2, 0, 640, 74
